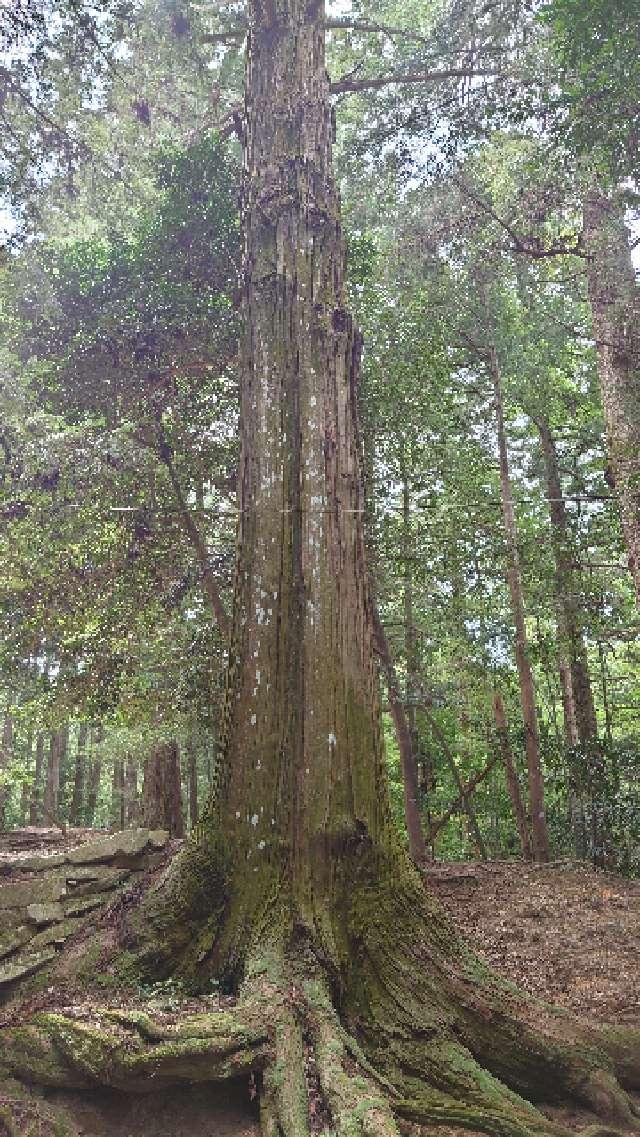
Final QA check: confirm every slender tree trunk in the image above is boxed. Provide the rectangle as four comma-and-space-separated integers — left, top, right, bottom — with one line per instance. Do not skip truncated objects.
492, 692, 533, 860
141, 741, 184, 837
125, 757, 139, 827
69, 723, 89, 827
85, 756, 102, 827
428, 750, 500, 844
417, 684, 488, 859
536, 419, 598, 745
0, 713, 13, 831
19, 733, 33, 826
159, 441, 230, 638
29, 733, 45, 825
490, 349, 550, 862
583, 187, 640, 603
111, 758, 125, 831
401, 451, 420, 764
43, 726, 68, 827
372, 609, 426, 862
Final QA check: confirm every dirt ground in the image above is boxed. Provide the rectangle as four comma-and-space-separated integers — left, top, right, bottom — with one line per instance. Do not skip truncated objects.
427, 858, 640, 1024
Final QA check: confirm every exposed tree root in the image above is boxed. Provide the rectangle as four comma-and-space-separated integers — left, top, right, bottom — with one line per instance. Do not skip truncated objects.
1, 858, 639, 1137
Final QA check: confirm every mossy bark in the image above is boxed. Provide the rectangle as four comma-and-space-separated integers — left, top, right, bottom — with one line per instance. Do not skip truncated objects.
2, 8, 640, 1137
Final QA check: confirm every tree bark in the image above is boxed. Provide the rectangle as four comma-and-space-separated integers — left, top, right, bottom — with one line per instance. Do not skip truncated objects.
490, 348, 550, 862
124, 756, 139, 826
111, 757, 125, 831
19, 733, 33, 826
583, 187, 640, 604
85, 757, 102, 826
141, 741, 184, 837
187, 737, 199, 828
401, 451, 420, 766
492, 692, 533, 860
182, 0, 395, 966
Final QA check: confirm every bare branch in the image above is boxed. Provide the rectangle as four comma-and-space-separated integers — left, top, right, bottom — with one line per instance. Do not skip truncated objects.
325, 18, 431, 44
330, 68, 498, 94
201, 30, 246, 43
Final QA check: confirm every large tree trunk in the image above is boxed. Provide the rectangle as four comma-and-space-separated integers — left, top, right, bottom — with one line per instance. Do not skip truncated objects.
2, 11, 640, 1137
490, 349, 550, 862
583, 187, 640, 603
187, 736, 199, 828
141, 740, 184, 837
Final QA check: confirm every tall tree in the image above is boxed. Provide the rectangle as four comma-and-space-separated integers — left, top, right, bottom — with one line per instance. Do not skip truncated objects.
489, 346, 550, 862
4, 10, 640, 1137
582, 188, 640, 604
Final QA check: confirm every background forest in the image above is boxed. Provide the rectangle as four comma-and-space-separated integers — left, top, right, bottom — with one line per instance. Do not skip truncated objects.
1, 0, 639, 870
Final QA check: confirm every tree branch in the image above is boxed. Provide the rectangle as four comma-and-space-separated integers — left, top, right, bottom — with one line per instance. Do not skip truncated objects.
330, 68, 498, 94
325, 18, 431, 44
453, 174, 586, 260
427, 751, 500, 841
153, 428, 230, 640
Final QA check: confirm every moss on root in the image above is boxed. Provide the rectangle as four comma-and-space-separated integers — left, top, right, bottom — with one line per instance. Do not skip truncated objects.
1, 843, 639, 1137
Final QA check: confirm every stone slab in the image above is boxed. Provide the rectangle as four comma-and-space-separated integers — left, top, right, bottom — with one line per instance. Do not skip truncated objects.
0, 908, 26, 932
12, 852, 68, 872
29, 918, 83, 952
0, 948, 56, 986
0, 925, 32, 961
63, 896, 105, 918
148, 830, 170, 849
67, 829, 152, 866
0, 875, 66, 909
64, 866, 131, 896
26, 902, 64, 925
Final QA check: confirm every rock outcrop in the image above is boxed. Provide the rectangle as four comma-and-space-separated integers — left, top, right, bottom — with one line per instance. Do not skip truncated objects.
0, 828, 169, 992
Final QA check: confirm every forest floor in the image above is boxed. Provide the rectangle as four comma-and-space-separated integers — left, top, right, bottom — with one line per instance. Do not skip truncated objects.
427, 858, 640, 1025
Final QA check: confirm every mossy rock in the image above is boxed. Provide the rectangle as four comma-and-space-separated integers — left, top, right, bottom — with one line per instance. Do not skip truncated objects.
0, 925, 32, 961
0, 876, 66, 909
0, 948, 57, 987
29, 919, 84, 952
26, 903, 65, 926
67, 829, 154, 867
